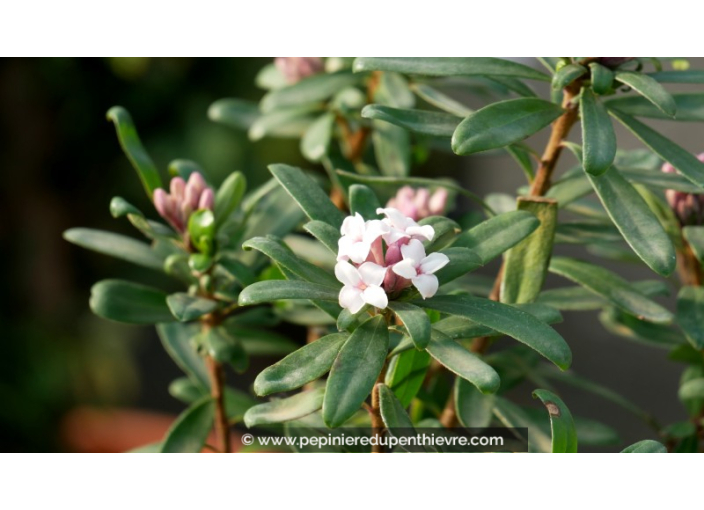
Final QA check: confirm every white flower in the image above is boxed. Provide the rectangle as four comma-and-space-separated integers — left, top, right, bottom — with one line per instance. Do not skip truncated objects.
392, 239, 449, 299
335, 261, 388, 314
337, 213, 389, 264
376, 207, 435, 244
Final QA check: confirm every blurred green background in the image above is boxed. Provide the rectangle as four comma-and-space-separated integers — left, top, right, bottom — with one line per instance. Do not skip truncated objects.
0, 57, 699, 452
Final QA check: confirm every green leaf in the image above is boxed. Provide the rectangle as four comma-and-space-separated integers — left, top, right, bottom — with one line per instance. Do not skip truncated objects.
388, 303, 431, 350
589, 63, 614, 95
169, 377, 205, 404
549, 257, 672, 323
188, 209, 215, 255
605, 93, 704, 121
452, 98, 563, 155
372, 121, 411, 177
254, 333, 348, 396
615, 71, 676, 118
621, 440, 667, 453
203, 327, 247, 372
600, 308, 684, 348
110, 196, 142, 218
679, 378, 704, 401
455, 377, 495, 428
208, 98, 260, 130
303, 220, 340, 255
419, 295, 572, 370
160, 397, 214, 453
353, 57, 550, 82
587, 166, 676, 276
168, 159, 204, 180
244, 388, 326, 427
621, 167, 704, 194
378, 384, 414, 429
532, 389, 578, 453
214, 171, 246, 227
493, 396, 551, 452
609, 110, 704, 189
683, 226, 704, 263
217, 256, 257, 287
501, 198, 557, 304
426, 330, 499, 394
248, 104, 321, 141
410, 83, 473, 116
453, 210, 540, 264
269, 164, 344, 229
349, 184, 382, 220
647, 70, 704, 83
242, 236, 339, 287
676, 286, 704, 350
580, 89, 616, 175
361, 105, 459, 137
537, 280, 668, 311
224, 327, 297, 357
106, 106, 162, 198
238, 280, 339, 306
157, 322, 209, 388
384, 348, 431, 408
433, 248, 483, 286
166, 293, 218, 322
260, 71, 360, 113
323, 316, 389, 428
90, 280, 173, 325
301, 113, 335, 162
63, 228, 164, 271
552, 63, 587, 89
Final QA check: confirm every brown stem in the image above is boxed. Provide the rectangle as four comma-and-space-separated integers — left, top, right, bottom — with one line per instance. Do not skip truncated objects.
677, 241, 703, 287
370, 379, 385, 453
206, 356, 230, 453
439, 387, 458, 428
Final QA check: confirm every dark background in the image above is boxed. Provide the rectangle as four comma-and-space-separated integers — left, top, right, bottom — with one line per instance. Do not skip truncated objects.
0, 57, 699, 452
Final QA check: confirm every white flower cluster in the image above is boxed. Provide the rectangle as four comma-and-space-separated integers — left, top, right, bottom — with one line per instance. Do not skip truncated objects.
334, 208, 450, 313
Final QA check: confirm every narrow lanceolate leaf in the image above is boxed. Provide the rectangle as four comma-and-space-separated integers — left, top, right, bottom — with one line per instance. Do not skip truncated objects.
387, 302, 431, 349
353, 57, 551, 82
110, 196, 142, 218
589, 63, 614, 95
419, 295, 572, 370
63, 228, 164, 271
106, 106, 162, 198
238, 281, 340, 306
269, 164, 344, 229
385, 348, 431, 408
493, 397, 551, 453
532, 389, 578, 453
453, 210, 540, 264
166, 293, 218, 322
349, 185, 382, 221
253, 333, 348, 396
552, 63, 587, 90
248, 104, 321, 141
600, 308, 684, 348
433, 247, 483, 286
260, 71, 360, 113
683, 226, 704, 263
361, 105, 460, 137
410, 83, 473, 116
549, 257, 673, 324
378, 384, 432, 453
615, 71, 676, 118
609, 110, 704, 189
501, 198, 557, 304
301, 113, 335, 162
303, 220, 340, 255
426, 330, 499, 394
677, 287, 704, 350
605, 93, 704, 121
207, 98, 260, 130
580, 89, 616, 176
587, 166, 676, 276
242, 236, 339, 287
621, 440, 667, 453
204, 327, 248, 373
214, 171, 246, 227
90, 280, 174, 325
452, 98, 563, 155
646, 70, 704, 84
244, 388, 325, 428
160, 397, 214, 453
323, 316, 389, 428
157, 323, 209, 388
372, 121, 411, 177
455, 378, 495, 428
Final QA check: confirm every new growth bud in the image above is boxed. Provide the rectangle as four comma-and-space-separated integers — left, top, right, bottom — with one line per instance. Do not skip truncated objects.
153, 172, 214, 234
386, 186, 448, 222
274, 57, 324, 84
663, 155, 704, 226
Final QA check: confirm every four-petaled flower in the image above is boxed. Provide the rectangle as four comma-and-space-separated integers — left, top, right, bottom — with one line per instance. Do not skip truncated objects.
337, 213, 389, 263
392, 239, 450, 299
376, 207, 435, 245
335, 261, 388, 314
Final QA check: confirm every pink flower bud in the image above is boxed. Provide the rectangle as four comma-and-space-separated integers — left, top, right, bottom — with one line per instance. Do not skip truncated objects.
170, 177, 186, 201
275, 57, 324, 84
153, 188, 169, 219
662, 154, 704, 226
386, 186, 448, 221
429, 188, 449, 216
198, 188, 214, 211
